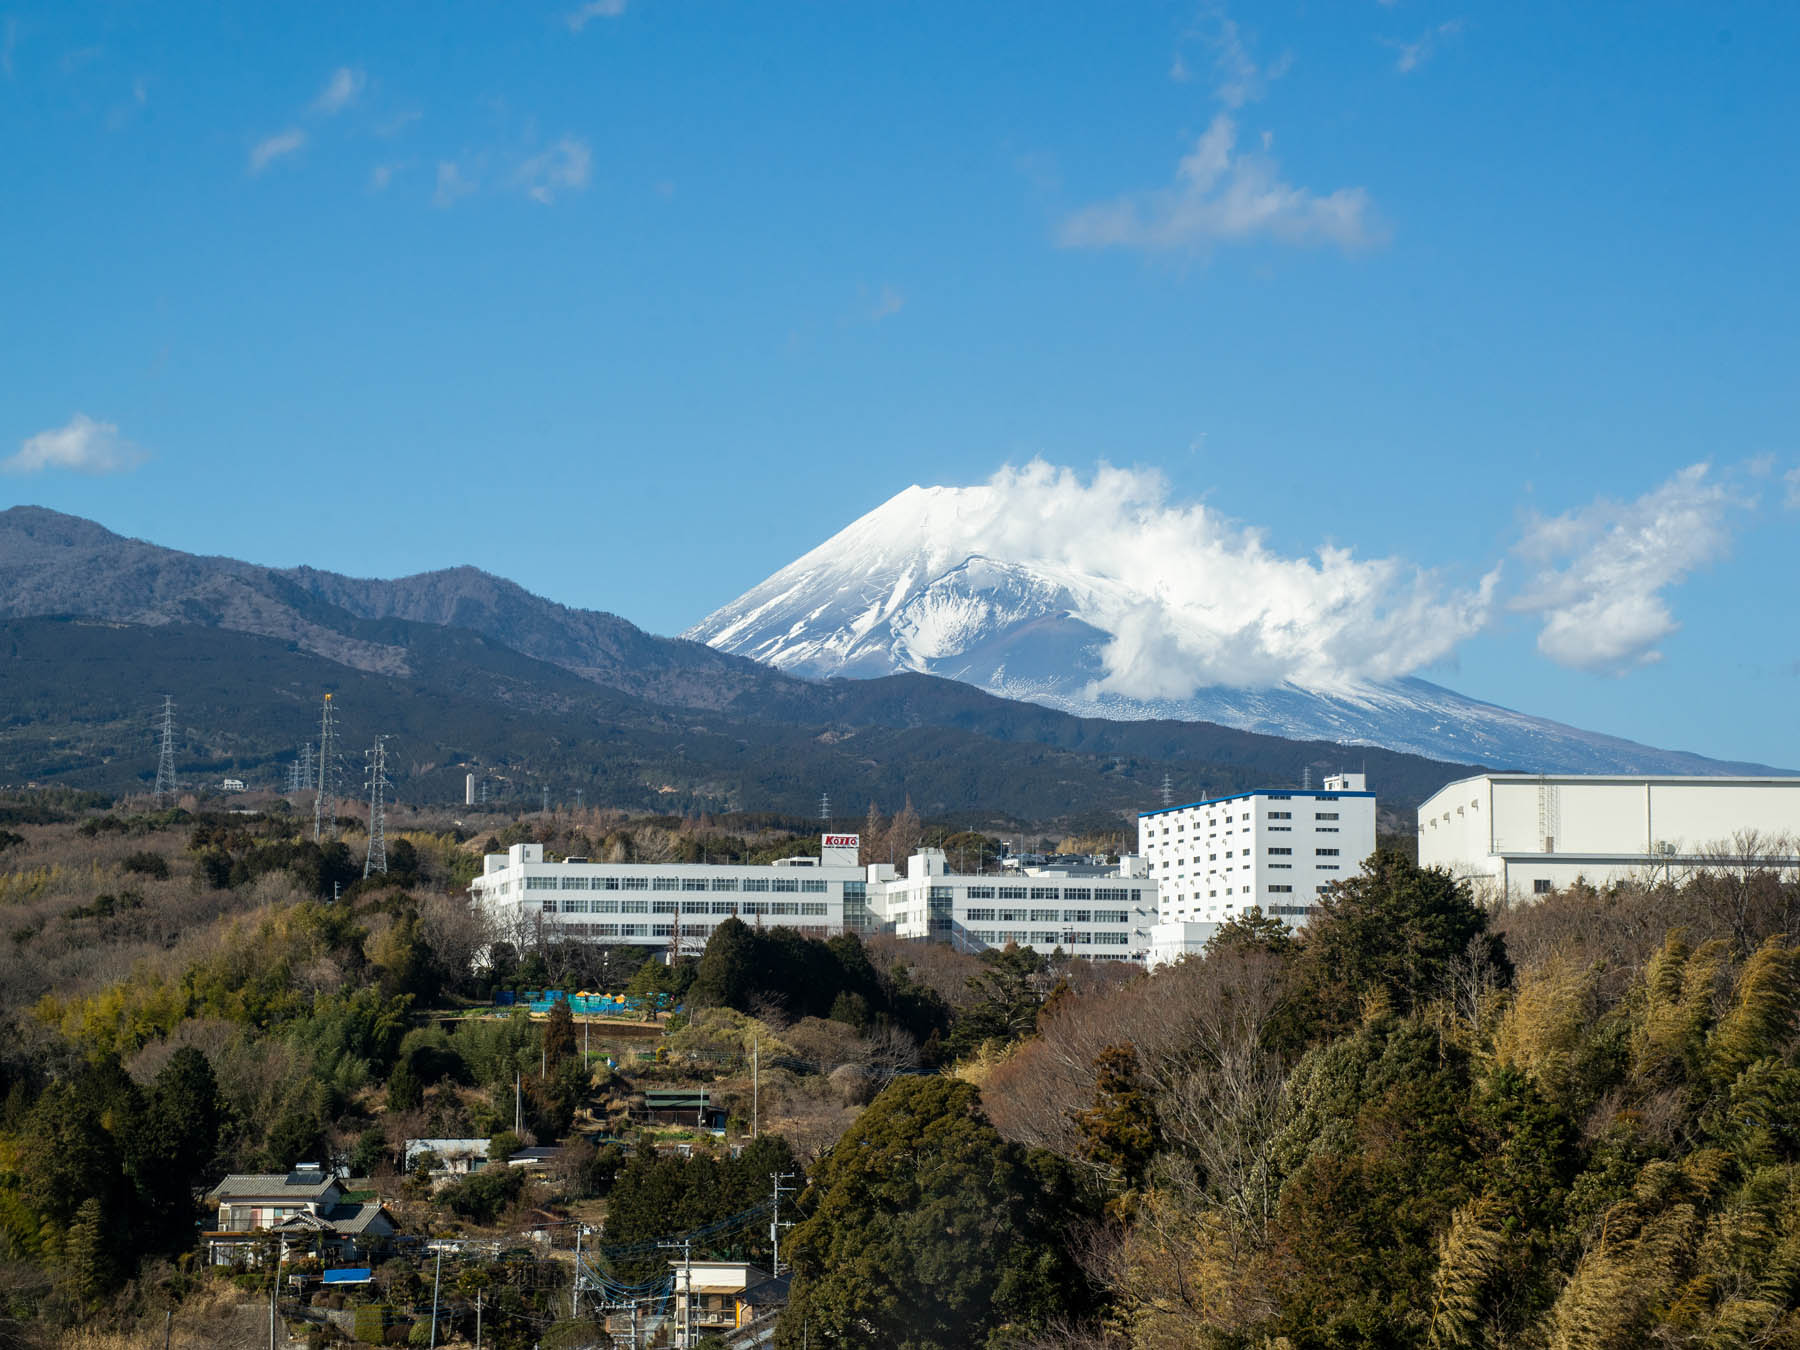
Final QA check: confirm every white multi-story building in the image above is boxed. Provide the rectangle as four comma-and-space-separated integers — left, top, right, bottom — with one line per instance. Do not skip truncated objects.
470, 838, 872, 958
1418, 773, 1800, 901
470, 835, 1158, 962
867, 848, 1154, 962
1138, 773, 1377, 966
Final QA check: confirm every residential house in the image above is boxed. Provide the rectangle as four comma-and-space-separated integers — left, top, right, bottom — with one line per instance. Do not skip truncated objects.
670, 1261, 772, 1344
402, 1137, 492, 1179
204, 1164, 396, 1265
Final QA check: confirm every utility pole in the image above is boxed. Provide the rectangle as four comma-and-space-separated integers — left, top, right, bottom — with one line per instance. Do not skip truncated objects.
771, 1172, 798, 1275
515, 1070, 523, 1135
659, 1239, 693, 1348
752, 1037, 759, 1139
154, 695, 177, 806
268, 1236, 284, 1349
364, 734, 391, 879
427, 1249, 442, 1349
313, 693, 339, 841
474, 1288, 482, 1350
572, 1226, 585, 1318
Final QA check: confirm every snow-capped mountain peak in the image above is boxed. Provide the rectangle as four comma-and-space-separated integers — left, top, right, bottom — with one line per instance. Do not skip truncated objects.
686, 474, 1786, 775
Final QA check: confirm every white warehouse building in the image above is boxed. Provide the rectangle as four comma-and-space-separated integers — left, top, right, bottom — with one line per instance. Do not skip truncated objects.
1418, 773, 1800, 900
471, 835, 1158, 962
1137, 773, 1377, 967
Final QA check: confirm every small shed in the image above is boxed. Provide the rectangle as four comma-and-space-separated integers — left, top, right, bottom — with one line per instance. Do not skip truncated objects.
641, 1089, 727, 1130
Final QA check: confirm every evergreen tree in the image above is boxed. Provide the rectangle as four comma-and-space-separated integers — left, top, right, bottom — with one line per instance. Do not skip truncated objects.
62, 1197, 112, 1307
387, 1058, 424, 1112
690, 917, 757, 1011
1296, 850, 1510, 1028
542, 998, 577, 1064
1072, 1043, 1159, 1189
777, 1077, 1076, 1349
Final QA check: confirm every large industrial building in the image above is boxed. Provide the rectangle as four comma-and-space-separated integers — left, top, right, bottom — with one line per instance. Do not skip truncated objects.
1417, 773, 1800, 900
470, 836, 1156, 961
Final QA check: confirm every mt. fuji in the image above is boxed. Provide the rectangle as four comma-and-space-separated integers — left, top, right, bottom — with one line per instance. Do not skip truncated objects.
687, 474, 1784, 776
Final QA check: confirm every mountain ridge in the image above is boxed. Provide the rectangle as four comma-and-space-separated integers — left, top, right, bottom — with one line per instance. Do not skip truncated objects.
0, 506, 1488, 817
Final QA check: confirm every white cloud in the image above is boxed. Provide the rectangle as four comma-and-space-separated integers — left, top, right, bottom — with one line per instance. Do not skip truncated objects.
312, 66, 366, 115
4, 413, 147, 475
1785, 467, 1800, 510
870, 285, 905, 321
433, 160, 477, 208
1059, 113, 1383, 254
1510, 464, 1741, 674
1394, 19, 1463, 74
249, 128, 306, 173
1209, 17, 1289, 108
566, 0, 628, 31
909, 461, 1497, 697
516, 136, 591, 204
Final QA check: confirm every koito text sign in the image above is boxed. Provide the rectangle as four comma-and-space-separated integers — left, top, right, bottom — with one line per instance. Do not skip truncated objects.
822, 834, 860, 848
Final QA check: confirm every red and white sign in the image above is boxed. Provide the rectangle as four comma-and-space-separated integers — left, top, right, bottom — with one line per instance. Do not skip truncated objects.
822, 834, 860, 848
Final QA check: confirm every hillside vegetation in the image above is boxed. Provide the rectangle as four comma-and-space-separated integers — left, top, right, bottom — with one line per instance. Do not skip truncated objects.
0, 614, 1472, 826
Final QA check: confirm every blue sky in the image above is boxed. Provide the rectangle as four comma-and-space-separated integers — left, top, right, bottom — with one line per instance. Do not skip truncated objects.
3, 1, 1797, 766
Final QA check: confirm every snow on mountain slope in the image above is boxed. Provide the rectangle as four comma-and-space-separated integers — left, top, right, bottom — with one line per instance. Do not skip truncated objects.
687, 476, 1786, 776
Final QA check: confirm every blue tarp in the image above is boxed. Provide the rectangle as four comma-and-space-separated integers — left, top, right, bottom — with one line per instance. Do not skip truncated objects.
496, 989, 669, 1016
323, 1268, 373, 1285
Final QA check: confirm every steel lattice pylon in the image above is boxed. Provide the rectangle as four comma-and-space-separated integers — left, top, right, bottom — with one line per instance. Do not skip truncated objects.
153, 695, 177, 806
313, 694, 339, 841
364, 735, 391, 878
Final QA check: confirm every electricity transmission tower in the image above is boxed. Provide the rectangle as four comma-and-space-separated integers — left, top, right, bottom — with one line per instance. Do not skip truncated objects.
313, 694, 340, 841
1160, 772, 1173, 808
364, 735, 391, 878
819, 791, 831, 829
288, 742, 315, 795
153, 696, 177, 806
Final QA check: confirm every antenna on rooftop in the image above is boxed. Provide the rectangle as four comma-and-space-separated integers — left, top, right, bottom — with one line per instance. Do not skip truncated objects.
313, 694, 340, 841
153, 695, 178, 807
364, 735, 391, 879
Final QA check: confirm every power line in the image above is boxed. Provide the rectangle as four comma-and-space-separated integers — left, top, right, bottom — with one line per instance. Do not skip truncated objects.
154, 695, 177, 806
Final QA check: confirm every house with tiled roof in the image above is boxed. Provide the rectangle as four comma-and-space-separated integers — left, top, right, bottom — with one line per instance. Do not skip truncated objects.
203, 1163, 397, 1265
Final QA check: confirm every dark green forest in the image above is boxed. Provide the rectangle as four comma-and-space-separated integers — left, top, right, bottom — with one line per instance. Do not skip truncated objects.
0, 616, 1471, 827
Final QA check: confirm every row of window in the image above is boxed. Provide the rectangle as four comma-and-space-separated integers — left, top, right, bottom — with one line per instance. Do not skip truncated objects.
965, 931, 1135, 948
543, 898, 830, 917
962, 908, 1131, 924
527, 873, 828, 894
958, 885, 1139, 901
